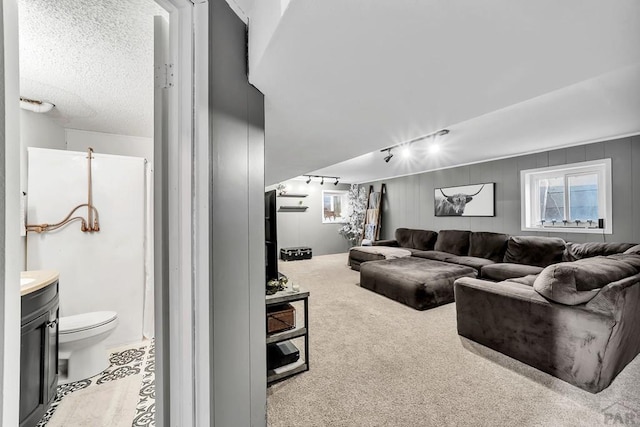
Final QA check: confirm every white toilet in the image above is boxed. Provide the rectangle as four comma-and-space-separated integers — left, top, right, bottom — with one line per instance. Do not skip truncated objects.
58, 311, 118, 384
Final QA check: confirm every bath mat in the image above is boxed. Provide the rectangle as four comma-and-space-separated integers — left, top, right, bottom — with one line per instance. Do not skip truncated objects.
46, 373, 143, 427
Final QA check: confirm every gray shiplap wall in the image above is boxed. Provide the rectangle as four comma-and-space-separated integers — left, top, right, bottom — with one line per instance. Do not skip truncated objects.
367, 136, 640, 244
209, 0, 266, 424
268, 179, 352, 256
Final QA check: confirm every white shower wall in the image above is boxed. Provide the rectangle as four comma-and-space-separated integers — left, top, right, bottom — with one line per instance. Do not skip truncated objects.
26, 148, 151, 347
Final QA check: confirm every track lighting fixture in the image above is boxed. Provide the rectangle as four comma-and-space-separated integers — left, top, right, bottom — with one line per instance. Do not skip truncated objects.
383, 148, 393, 163
380, 129, 450, 163
303, 174, 340, 185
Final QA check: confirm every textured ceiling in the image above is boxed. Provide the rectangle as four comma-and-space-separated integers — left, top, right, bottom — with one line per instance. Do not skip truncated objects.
19, 0, 167, 138
250, 0, 640, 185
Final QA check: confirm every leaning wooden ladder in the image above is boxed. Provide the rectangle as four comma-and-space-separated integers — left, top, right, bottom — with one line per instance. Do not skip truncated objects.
361, 183, 386, 243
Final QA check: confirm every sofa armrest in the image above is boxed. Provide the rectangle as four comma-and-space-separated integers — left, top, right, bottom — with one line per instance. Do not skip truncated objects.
454, 277, 617, 392
373, 239, 399, 247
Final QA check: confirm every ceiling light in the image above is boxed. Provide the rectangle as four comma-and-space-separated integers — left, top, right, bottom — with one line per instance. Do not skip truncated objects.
334, 178, 339, 186
20, 97, 55, 113
306, 176, 312, 184
382, 148, 394, 163
380, 129, 449, 163
429, 143, 440, 154
320, 177, 324, 185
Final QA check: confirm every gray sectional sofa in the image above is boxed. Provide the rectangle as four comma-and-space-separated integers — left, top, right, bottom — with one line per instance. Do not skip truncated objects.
350, 227, 640, 392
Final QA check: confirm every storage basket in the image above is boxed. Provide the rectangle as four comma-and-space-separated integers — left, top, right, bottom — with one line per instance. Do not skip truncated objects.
266, 303, 296, 334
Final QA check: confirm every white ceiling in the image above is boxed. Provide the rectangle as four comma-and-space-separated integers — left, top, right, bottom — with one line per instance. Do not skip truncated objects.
249, 0, 640, 185
18, 0, 166, 138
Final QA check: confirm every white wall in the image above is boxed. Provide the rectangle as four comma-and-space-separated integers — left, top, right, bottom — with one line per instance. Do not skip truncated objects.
66, 128, 153, 162
26, 148, 147, 347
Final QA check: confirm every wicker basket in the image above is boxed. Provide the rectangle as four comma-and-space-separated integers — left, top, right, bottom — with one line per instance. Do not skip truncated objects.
266, 303, 295, 334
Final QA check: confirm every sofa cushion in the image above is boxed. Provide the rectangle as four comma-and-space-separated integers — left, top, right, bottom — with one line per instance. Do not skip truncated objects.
624, 244, 640, 255
445, 256, 495, 271
411, 229, 438, 251
480, 263, 544, 282
533, 256, 639, 305
469, 232, 509, 262
607, 253, 640, 269
394, 228, 438, 250
412, 250, 451, 262
395, 228, 414, 248
505, 274, 539, 287
563, 242, 636, 261
503, 236, 566, 268
434, 230, 470, 256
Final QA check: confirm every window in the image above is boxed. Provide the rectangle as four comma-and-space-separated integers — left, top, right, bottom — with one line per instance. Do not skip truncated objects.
521, 159, 612, 234
322, 190, 349, 223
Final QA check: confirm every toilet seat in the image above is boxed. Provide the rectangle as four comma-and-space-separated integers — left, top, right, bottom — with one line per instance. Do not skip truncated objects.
60, 311, 118, 334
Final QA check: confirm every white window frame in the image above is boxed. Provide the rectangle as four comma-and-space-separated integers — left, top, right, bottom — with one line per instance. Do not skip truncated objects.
322, 190, 349, 223
520, 159, 612, 234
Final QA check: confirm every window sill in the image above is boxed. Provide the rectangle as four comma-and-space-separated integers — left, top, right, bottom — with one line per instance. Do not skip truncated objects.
521, 226, 612, 235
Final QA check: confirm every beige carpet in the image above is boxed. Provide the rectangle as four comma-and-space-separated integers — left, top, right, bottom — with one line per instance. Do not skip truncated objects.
267, 253, 640, 427
46, 373, 142, 427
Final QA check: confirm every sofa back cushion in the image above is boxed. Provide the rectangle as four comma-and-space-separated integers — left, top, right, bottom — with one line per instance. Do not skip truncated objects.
503, 236, 565, 267
394, 228, 437, 250
533, 256, 639, 305
434, 230, 470, 256
563, 242, 636, 261
469, 232, 509, 262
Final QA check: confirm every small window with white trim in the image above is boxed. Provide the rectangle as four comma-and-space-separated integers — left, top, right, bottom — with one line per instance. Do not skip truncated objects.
521, 159, 612, 234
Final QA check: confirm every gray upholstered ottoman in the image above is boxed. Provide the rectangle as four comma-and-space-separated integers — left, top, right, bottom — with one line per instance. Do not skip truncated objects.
359, 257, 477, 310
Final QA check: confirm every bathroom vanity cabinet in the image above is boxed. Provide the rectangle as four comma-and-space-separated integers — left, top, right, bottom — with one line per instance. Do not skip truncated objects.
20, 275, 59, 427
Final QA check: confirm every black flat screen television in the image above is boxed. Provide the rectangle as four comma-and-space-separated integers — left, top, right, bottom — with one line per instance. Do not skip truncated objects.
265, 190, 279, 282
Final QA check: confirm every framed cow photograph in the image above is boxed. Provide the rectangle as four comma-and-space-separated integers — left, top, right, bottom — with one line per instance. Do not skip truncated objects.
434, 182, 495, 217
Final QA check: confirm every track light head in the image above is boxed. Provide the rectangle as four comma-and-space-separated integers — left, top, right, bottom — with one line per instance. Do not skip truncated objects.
334, 178, 339, 186
320, 177, 324, 185
384, 153, 393, 163
306, 176, 312, 184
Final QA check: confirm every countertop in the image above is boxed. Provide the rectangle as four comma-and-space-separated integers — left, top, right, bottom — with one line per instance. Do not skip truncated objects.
20, 270, 59, 296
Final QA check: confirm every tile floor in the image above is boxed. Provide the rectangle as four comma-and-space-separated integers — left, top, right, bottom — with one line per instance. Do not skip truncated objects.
37, 339, 155, 427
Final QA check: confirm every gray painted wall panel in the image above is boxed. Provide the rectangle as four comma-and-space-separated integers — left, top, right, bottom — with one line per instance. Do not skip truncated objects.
566, 145, 586, 163
209, 0, 265, 425
247, 85, 266, 426
548, 148, 567, 166
586, 142, 605, 160
633, 136, 640, 243
367, 138, 639, 244
605, 138, 633, 239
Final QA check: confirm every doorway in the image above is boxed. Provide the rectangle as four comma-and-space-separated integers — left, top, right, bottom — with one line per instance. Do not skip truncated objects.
1, 0, 205, 425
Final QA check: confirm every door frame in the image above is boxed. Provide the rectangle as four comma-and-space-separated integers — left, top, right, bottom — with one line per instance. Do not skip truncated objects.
1, 0, 210, 425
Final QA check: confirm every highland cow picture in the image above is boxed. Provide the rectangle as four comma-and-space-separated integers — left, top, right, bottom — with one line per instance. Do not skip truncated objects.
434, 183, 495, 217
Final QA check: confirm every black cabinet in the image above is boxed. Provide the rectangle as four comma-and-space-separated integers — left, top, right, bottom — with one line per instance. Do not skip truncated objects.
20, 281, 59, 427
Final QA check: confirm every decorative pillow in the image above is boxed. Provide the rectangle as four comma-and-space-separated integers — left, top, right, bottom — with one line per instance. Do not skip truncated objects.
563, 242, 636, 261
533, 257, 638, 305
503, 236, 566, 267
434, 230, 471, 256
624, 244, 640, 255
469, 232, 509, 262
